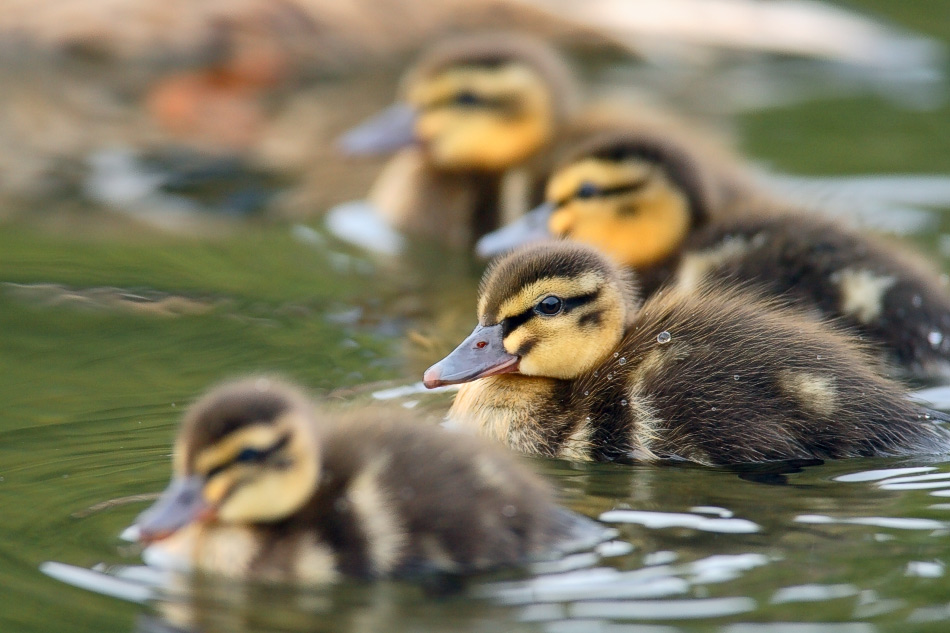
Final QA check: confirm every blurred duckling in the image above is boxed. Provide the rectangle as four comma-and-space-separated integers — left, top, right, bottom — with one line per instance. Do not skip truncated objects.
131, 377, 605, 584
477, 129, 950, 381
336, 33, 579, 249
424, 242, 950, 464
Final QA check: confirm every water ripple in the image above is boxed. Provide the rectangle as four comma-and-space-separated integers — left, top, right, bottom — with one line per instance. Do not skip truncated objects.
600, 510, 760, 533
795, 514, 946, 530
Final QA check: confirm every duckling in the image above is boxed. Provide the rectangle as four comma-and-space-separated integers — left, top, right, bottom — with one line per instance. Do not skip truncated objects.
423, 242, 950, 464
131, 377, 604, 584
477, 129, 950, 382
337, 33, 579, 248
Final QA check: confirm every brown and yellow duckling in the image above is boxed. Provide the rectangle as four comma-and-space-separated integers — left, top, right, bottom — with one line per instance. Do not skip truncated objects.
477, 129, 950, 382
424, 242, 950, 464
337, 33, 579, 248
131, 377, 604, 584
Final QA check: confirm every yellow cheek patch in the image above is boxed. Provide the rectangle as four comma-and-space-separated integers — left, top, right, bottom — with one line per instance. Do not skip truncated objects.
204, 471, 237, 505
546, 158, 654, 206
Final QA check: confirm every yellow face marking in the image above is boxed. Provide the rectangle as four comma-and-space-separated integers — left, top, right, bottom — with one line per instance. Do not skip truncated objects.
546, 158, 654, 206
193, 424, 283, 476
484, 273, 602, 323
545, 157, 692, 268
405, 64, 554, 170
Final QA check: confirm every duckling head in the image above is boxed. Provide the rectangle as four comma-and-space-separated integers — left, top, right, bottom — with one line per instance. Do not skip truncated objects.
135, 378, 320, 542
340, 34, 575, 171
424, 242, 637, 387
477, 130, 713, 266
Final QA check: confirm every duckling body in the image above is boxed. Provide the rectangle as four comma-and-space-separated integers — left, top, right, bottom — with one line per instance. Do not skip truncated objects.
478, 129, 950, 381
133, 378, 602, 584
425, 243, 950, 465
338, 33, 577, 248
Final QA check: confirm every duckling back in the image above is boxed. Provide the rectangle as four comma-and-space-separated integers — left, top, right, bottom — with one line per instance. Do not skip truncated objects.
599, 286, 950, 464
310, 412, 597, 579
679, 211, 950, 382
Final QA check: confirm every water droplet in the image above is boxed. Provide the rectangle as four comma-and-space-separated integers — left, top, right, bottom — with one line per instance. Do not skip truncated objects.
913, 295, 923, 308
657, 331, 672, 344
614, 352, 619, 358
620, 399, 628, 406
734, 375, 740, 381
619, 357, 627, 365
711, 407, 717, 412
816, 354, 821, 360
585, 416, 591, 423
584, 390, 589, 396
593, 371, 599, 377
929, 331, 944, 348
607, 373, 613, 380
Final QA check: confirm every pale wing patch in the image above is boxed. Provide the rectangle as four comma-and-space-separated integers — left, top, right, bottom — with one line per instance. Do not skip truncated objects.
347, 456, 407, 575
832, 268, 896, 324
779, 370, 838, 417
625, 386, 662, 462
559, 419, 593, 461
418, 535, 461, 573
474, 454, 521, 495
295, 536, 340, 585
676, 237, 750, 294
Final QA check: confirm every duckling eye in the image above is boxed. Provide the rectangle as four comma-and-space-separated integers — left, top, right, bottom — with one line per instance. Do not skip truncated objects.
235, 447, 263, 463
454, 91, 482, 107
536, 295, 563, 316
575, 182, 601, 199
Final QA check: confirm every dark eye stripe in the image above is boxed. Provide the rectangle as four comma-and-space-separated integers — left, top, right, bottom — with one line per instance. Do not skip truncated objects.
556, 178, 649, 208
205, 433, 291, 479
423, 94, 519, 113
500, 289, 601, 338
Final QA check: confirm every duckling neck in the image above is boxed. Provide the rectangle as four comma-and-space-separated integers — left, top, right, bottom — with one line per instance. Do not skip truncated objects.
449, 374, 570, 457
467, 171, 503, 241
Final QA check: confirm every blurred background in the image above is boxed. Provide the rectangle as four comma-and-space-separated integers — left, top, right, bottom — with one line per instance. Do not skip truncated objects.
1, 0, 948, 225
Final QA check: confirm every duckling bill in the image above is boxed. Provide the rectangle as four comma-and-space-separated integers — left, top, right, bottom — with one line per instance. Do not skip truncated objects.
132, 377, 605, 584
426, 242, 950, 464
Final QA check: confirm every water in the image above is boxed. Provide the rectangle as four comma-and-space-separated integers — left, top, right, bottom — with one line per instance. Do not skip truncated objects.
3, 1, 950, 631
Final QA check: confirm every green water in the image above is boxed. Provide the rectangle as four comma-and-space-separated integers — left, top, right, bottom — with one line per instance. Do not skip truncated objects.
5, 1, 950, 631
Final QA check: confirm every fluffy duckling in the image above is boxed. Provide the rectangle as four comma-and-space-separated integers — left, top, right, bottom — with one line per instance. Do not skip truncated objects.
424, 242, 950, 464
477, 129, 950, 381
131, 377, 603, 584
338, 33, 578, 248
